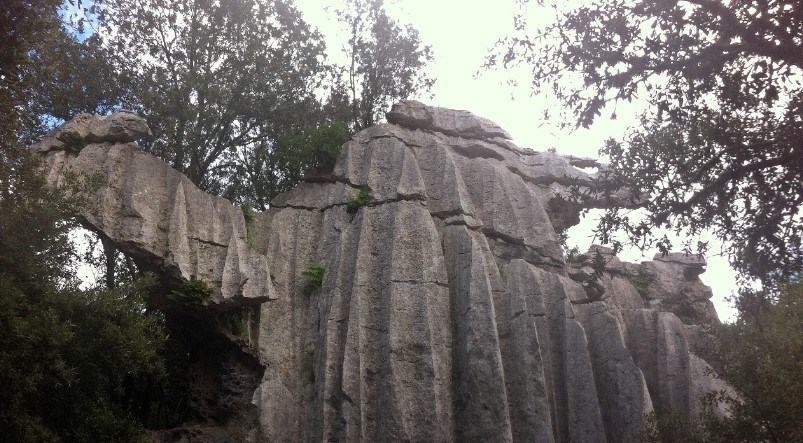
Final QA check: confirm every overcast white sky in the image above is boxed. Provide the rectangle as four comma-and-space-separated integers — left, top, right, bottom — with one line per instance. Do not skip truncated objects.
294, 0, 739, 321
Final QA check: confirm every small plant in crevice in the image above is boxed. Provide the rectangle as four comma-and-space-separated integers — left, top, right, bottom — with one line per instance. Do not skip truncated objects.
241, 203, 261, 251
628, 272, 653, 299
247, 239, 259, 251
302, 263, 325, 289
346, 189, 371, 213
241, 203, 256, 227
574, 248, 609, 302
61, 132, 87, 154
565, 246, 581, 264
222, 307, 253, 336
590, 248, 607, 279
499, 265, 509, 282
167, 277, 214, 306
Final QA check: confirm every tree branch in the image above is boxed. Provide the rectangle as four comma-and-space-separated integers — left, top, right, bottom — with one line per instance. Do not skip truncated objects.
653, 153, 793, 225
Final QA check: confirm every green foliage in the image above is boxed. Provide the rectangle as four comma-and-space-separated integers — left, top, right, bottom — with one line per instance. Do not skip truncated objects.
241, 203, 256, 227
590, 248, 607, 280
167, 277, 214, 306
499, 265, 509, 282
565, 246, 581, 264
492, 0, 803, 286
302, 263, 326, 289
346, 188, 371, 213
634, 282, 803, 442
91, 0, 328, 195
628, 272, 653, 299
337, 0, 436, 129
1, 0, 127, 152
235, 121, 351, 210
0, 148, 183, 440
241, 203, 262, 251
0, 275, 193, 441
0, 1, 73, 148
12, 0, 435, 214
1, 147, 80, 284
633, 412, 711, 443
279, 122, 347, 176
704, 282, 803, 442
60, 132, 87, 154
242, 203, 257, 251
222, 308, 252, 337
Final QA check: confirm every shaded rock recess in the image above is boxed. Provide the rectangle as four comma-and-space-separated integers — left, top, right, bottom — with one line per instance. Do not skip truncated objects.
34, 101, 728, 442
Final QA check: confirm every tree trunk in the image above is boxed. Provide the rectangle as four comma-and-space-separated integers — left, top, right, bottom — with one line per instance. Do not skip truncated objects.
101, 236, 116, 288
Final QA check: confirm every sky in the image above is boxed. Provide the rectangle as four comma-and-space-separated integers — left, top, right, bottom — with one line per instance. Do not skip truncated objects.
294, 0, 739, 321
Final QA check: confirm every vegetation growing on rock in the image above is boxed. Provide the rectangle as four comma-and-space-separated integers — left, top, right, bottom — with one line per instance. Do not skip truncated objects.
346, 188, 371, 213
167, 277, 215, 306
302, 263, 326, 289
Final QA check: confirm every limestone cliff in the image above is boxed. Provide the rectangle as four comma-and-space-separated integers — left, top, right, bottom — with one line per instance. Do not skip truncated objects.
33, 102, 729, 442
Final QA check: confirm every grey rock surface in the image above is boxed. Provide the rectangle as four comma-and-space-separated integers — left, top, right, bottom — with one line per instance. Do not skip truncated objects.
34, 104, 728, 442
34, 113, 274, 308
31, 111, 152, 153
386, 99, 512, 139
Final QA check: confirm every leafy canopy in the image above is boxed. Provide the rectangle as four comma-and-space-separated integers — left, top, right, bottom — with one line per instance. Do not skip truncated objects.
232, 122, 351, 210
91, 0, 329, 196
490, 0, 803, 286
1, 0, 123, 148
64, 0, 435, 211
339, 0, 435, 130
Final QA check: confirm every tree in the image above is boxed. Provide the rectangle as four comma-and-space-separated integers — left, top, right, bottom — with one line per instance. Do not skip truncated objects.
705, 282, 803, 442
1, 0, 74, 147
63, 0, 435, 210
0, 0, 142, 291
224, 0, 437, 209
490, 0, 803, 288
0, 146, 188, 440
27, 33, 130, 123
232, 121, 351, 209
91, 0, 329, 195
338, 0, 435, 130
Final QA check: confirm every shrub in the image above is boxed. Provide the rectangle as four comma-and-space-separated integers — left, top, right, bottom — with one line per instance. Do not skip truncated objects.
632, 411, 710, 443
302, 263, 325, 289
499, 265, 509, 281
241, 203, 256, 227
167, 277, 214, 306
222, 307, 251, 336
628, 272, 653, 298
61, 132, 87, 154
346, 189, 370, 213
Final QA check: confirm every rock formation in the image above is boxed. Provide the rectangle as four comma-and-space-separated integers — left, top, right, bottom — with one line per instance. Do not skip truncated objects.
33, 101, 729, 442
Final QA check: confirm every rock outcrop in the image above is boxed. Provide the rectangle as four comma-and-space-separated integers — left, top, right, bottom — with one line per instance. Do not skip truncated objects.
35, 113, 275, 309
34, 101, 727, 442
